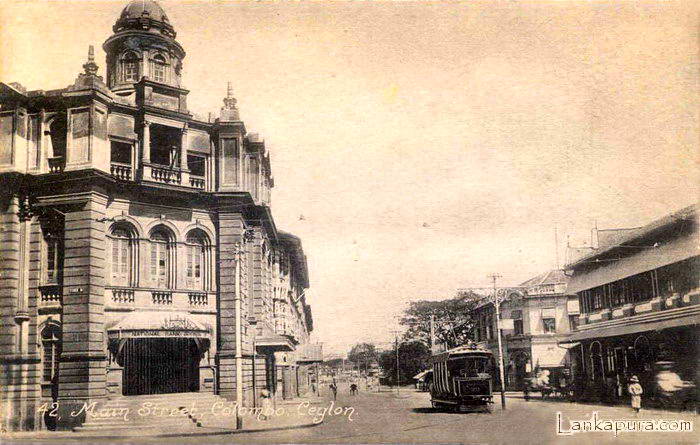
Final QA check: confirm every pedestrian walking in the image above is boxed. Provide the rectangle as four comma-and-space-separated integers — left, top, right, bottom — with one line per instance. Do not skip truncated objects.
259, 389, 272, 420
329, 382, 337, 401
350, 383, 358, 395
628, 376, 643, 413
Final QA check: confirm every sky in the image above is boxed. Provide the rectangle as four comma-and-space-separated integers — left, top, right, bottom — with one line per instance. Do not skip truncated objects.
1, 0, 698, 356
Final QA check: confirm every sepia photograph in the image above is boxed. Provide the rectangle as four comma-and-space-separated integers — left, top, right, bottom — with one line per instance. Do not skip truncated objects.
0, 0, 697, 444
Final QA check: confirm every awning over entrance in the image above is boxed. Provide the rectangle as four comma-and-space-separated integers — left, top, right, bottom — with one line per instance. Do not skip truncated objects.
107, 312, 211, 338
566, 235, 697, 294
560, 310, 699, 344
255, 333, 295, 352
413, 370, 432, 381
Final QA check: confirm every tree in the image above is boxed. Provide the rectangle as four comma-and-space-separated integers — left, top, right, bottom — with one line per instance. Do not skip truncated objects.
399, 291, 480, 350
323, 358, 344, 370
379, 340, 431, 385
347, 343, 378, 373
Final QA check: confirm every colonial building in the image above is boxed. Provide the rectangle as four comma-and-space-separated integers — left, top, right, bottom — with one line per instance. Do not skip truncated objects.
0, 0, 316, 432
561, 205, 698, 407
473, 270, 579, 390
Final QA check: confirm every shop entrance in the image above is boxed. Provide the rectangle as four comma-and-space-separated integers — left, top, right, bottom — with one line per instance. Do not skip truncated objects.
122, 338, 200, 396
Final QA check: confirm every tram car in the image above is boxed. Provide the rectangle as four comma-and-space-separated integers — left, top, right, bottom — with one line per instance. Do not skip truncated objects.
429, 344, 495, 413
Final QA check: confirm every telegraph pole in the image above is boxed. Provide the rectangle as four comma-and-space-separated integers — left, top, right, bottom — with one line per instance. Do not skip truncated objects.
489, 273, 507, 410
429, 313, 435, 352
395, 332, 400, 395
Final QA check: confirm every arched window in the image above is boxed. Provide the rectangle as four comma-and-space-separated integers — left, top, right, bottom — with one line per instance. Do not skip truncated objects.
185, 230, 209, 290
109, 223, 138, 287
121, 51, 140, 82
150, 227, 173, 288
41, 323, 61, 384
152, 54, 167, 83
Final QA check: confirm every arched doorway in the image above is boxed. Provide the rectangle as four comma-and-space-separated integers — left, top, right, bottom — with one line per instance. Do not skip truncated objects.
509, 350, 530, 390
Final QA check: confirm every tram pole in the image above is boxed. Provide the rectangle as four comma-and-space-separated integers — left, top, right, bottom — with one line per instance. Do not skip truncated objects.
395, 333, 400, 395
489, 273, 507, 410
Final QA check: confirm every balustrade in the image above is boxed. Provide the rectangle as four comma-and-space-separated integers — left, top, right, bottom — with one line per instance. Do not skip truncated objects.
188, 292, 208, 306
189, 175, 205, 189
39, 285, 62, 306
150, 166, 181, 184
47, 156, 65, 173
110, 162, 132, 180
152, 291, 173, 305
111, 288, 135, 304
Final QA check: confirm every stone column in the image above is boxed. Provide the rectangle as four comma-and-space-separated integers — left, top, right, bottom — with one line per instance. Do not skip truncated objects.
56, 194, 107, 430
180, 126, 189, 171
141, 121, 151, 164
180, 126, 189, 186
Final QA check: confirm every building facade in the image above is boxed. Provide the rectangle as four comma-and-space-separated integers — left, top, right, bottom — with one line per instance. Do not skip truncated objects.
0, 0, 316, 431
473, 270, 579, 390
561, 205, 698, 408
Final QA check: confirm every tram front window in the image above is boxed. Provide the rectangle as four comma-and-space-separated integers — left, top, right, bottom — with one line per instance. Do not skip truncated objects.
449, 356, 491, 378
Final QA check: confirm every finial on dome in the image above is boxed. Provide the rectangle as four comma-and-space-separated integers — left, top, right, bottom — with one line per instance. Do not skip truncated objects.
83, 45, 99, 76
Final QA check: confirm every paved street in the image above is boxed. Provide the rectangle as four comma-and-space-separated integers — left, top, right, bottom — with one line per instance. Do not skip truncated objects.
7, 384, 696, 444
164, 384, 698, 445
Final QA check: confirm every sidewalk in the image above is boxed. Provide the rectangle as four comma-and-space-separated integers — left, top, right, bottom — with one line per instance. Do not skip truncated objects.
503, 390, 698, 415
2, 398, 326, 441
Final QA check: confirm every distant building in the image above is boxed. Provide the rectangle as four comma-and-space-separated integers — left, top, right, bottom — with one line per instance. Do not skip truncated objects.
561, 205, 698, 406
473, 270, 579, 390
0, 0, 315, 432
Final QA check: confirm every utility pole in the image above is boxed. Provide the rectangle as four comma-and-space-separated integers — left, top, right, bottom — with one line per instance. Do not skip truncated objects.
395, 333, 400, 395
554, 225, 560, 270
234, 243, 244, 429
489, 273, 507, 411
429, 313, 435, 352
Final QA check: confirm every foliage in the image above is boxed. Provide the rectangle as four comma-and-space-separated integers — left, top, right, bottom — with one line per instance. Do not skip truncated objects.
323, 358, 344, 369
347, 342, 378, 371
379, 340, 431, 385
399, 291, 481, 349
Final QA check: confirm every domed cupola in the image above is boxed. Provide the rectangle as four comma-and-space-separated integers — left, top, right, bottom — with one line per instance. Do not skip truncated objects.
114, 0, 176, 38
103, 0, 185, 90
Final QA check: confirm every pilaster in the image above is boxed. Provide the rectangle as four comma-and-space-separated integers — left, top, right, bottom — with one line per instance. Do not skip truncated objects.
216, 210, 249, 401
56, 193, 108, 429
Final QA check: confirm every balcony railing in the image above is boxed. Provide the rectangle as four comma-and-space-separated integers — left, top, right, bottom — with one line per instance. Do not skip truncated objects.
38, 285, 62, 307
111, 288, 135, 304
47, 156, 65, 173
188, 292, 208, 306
190, 175, 205, 189
110, 162, 132, 181
152, 291, 173, 305
151, 166, 181, 184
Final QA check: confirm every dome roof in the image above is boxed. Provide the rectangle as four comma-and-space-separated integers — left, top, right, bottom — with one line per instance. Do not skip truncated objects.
113, 0, 176, 38
120, 0, 170, 24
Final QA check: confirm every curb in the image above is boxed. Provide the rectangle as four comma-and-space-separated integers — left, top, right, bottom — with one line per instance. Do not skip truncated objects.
2, 419, 322, 442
